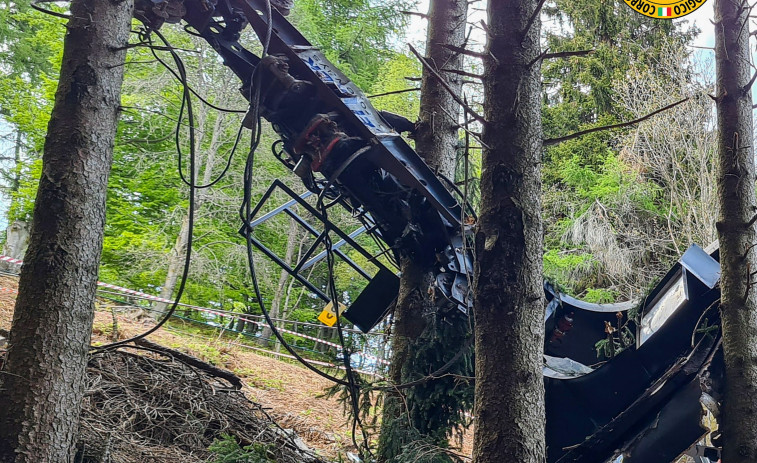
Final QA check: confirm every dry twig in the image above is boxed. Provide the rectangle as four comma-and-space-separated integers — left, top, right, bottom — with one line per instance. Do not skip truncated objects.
77, 349, 325, 463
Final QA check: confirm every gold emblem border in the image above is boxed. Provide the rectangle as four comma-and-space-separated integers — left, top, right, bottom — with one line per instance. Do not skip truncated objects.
621, 0, 708, 19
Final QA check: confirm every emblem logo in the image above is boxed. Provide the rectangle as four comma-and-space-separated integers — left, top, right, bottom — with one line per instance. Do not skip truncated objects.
622, 0, 707, 18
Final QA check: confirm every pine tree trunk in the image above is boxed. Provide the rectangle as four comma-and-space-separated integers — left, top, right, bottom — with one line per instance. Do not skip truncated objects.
11, 130, 22, 193
414, 0, 467, 179
0, 0, 133, 460
377, 0, 468, 460
713, 1, 757, 461
472, 1, 545, 462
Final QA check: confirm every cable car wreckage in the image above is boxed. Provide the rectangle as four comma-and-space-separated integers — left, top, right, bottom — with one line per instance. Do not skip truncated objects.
135, 1, 725, 461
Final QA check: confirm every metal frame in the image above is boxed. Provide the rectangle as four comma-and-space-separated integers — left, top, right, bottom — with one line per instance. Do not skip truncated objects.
242, 179, 395, 303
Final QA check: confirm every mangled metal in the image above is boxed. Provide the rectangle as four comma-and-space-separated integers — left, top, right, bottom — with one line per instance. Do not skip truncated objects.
133, 2, 726, 461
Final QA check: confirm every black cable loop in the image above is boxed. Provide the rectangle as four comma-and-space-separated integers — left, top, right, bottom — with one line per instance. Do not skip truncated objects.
148, 29, 244, 189
93, 28, 198, 353
235, 0, 356, 388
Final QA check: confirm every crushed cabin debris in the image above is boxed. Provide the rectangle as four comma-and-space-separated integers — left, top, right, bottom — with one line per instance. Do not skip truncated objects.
132, 0, 728, 459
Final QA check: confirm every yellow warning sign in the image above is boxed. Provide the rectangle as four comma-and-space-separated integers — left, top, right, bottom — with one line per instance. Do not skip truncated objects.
317, 301, 347, 326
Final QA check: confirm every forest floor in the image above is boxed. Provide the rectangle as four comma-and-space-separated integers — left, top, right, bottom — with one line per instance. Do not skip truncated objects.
0, 275, 473, 462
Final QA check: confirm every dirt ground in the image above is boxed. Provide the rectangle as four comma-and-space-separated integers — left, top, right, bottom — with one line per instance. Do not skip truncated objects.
0, 275, 473, 461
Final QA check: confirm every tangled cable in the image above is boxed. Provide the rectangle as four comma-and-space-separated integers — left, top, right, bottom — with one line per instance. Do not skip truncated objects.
93, 27, 198, 353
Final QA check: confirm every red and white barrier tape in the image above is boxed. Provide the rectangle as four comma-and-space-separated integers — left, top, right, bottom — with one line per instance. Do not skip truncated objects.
200, 334, 384, 378
0, 254, 390, 366
0, 255, 22, 265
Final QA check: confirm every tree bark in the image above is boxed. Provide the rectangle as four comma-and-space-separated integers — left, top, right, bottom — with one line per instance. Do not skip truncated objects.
377, 257, 435, 461
713, 1, 757, 461
414, 0, 467, 180
377, 0, 468, 460
472, 1, 545, 462
154, 213, 191, 315
153, 109, 224, 316
260, 216, 299, 348
2, 221, 29, 260
0, 0, 133, 460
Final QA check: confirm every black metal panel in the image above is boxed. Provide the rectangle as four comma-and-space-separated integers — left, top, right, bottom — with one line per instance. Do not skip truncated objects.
621, 379, 706, 463
343, 267, 400, 333
546, 282, 720, 463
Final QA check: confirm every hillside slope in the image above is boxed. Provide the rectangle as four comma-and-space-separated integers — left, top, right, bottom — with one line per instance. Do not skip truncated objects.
0, 275, 358, 461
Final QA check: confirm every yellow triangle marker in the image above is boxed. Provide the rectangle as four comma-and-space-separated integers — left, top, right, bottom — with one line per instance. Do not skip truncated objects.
318, 301, 347, 326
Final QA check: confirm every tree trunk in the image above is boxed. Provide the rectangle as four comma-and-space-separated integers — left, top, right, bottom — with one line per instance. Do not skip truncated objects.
377, 0, 469, 460
260, 216, 299, 347
11, 130, 22, 193
314, 325, 330, 353
713, 2, 757, 461
472, 1, 545, 462
0, 0, 133, 460
414, 0, 467, 180
154, 213, 190, 315
153, 111, 225, 316
1, 220, 29, 272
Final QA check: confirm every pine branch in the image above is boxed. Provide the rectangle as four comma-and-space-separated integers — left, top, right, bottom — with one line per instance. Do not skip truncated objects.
440, 68, 484, 80
543, 49, 593, 59
744, 69, 757, 94
368, 87, 421, 98
123, 133, 174, 145
401, 10, 428, 19
479, 19, 489, 35
543, 98, 689, 146
523, 0, 549, 39
529, 49, 593, 67
408, 43, 487, 124
440, 43, 488, 59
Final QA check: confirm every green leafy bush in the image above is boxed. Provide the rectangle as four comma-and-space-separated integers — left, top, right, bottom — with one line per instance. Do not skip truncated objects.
208, 434, 276, 463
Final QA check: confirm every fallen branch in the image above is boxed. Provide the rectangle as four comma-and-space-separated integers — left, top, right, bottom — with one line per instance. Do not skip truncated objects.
134, 337, 243, 389
81, 349, 324, 463
543, 97, 689, 146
